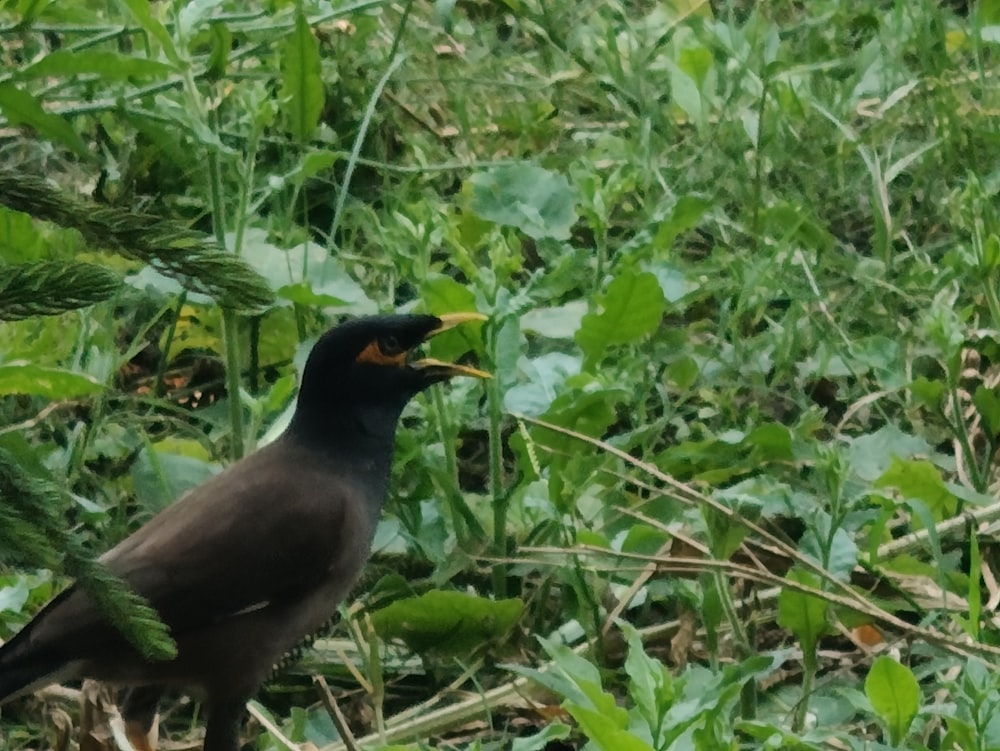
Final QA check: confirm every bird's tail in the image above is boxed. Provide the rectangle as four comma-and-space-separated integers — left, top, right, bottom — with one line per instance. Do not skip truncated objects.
0, 624, 68, 704
0, 666, 42, 704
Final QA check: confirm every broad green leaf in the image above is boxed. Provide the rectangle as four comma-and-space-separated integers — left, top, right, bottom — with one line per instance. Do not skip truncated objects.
276, 282, 355, 308
666, 355, 698, 390
535, 636, 638, 744
983, 0, 1000, 24
567, 704, 655, 751
0, 363, 102, 398
776, 567, 828, 659
504, 661, 592, 710
760, 202, 836, 250
985, 234, 1000, 269
295, 150, 339, 183
520, 301, 587, 339
743, 423, 794, 462
973, 385, 1000, 437
0, 84, 88, 157
503, 353, 581, 416
706, 486, 763, 558
420, 274, 485, 363
239, 232, 374, 314
539, 385, 623, 460
875, 457, 956, 521
865, 656, 919, 746
908, 376, 946, 410
847, 425, 932, 482
669, 64, 702, 125
645, 262, 691, 303
370, 591, 523, 654
576, 271, 666, 367
799, 514, 858, 581
653, 195, 710, 250
0, 578, 29, 614
131, 445, 220, 514
621, 622, 669, 737
280, 10, 324, 142
469, 164, 577, 240
0, 207, 56, 262
20, 51, 174, 79
537, 634, 604, 702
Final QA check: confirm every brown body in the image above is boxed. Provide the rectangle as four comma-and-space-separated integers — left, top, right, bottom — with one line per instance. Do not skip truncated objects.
2, 435, 378, 704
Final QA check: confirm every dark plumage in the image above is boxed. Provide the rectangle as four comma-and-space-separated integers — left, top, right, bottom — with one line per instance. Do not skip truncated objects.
0, 312, 488, 751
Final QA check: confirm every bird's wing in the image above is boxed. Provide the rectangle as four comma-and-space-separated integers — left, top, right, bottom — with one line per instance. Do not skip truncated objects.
0, 439, 375, 674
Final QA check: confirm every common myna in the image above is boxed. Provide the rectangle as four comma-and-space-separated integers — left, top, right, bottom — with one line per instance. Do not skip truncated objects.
0, 312, 488, 751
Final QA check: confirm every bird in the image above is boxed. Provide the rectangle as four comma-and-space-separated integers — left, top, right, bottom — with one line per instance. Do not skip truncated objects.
0, 312, 489, 751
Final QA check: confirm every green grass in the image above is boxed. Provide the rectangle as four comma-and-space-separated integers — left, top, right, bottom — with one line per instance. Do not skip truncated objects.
2, 0, 1000, 748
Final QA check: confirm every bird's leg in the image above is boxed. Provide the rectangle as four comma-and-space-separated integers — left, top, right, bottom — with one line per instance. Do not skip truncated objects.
120, 685, 162, 751
202, 698, 246, 751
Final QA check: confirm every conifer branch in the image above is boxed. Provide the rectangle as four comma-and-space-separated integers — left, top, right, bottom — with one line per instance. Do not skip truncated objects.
0, 261, 121, 320
0, 167, 273, 311
0, 448, 176, 661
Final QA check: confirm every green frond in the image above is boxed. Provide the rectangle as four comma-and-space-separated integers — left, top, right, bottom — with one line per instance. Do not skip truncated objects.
0, 261, 121, 320
0, 167, 273, 312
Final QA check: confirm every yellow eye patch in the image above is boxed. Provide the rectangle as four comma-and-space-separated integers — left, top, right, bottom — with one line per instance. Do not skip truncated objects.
356, 340, 407, 366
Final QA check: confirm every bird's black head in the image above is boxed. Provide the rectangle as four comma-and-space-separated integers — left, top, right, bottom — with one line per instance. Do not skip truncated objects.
287, 313, 488, 448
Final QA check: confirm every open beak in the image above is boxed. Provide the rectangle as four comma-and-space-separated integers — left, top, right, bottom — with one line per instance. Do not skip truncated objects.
411, 312, 491, 380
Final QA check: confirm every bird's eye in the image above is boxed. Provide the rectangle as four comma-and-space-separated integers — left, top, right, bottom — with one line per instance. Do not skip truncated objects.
379, 335, 403, 355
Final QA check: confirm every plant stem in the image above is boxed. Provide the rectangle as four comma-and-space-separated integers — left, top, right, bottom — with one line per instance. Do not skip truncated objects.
488, 360, 507, 598
204, 108, 245, 461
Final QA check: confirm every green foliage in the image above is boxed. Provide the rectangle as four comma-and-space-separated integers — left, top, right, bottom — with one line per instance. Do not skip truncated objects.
0, 0, 999, 748
0, 447, 174, 660
865, 656, 920, 746
469, 164, 578, 240
576, 271, 666, 369
370, 590, 523, 655
0, 262, 120, 319
509, 626, 780, 750
280, 10, 324, 142
0, 168, 273, 311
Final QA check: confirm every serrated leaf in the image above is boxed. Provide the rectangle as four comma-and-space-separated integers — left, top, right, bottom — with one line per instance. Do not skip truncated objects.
575, 271, 665, 367
280, 10, 324, 142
